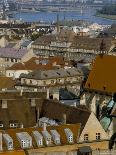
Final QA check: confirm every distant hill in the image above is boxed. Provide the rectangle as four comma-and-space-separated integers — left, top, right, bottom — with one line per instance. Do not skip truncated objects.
97, 4, 116, 15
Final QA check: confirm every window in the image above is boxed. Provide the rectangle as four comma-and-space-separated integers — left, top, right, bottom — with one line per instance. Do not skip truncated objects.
22, 141, 26, 148
30, 80, 32, 84
96, 133, 101, 140
84, 134, 89, 141
0, 124, 3, 127
10, 123, 17, 128
43, 81, 46, 85
8, 142, 13, 148
51, 80, 54, 84
68, 135, 73, 142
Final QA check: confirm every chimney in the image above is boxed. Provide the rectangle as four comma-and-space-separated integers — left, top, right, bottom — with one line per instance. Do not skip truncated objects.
47, 88, 50, 99
43, 123, 47, 131
20, 89, 23, 96
36, 107, 40, 127
0, 133, 2, 151
57, 14, 60, 33
20, 123, 24, 129
62, 113, 66, 124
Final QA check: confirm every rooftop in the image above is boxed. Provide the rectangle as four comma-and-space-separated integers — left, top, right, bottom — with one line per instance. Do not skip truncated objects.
2, 123, 81, 150
85, 55, 116, 94
0, 48, 27, 59
7, 57, 71, 71
0, 77, 15, 89
21, 67, 82, 80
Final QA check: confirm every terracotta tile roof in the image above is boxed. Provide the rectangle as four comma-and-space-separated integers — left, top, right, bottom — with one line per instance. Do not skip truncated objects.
0, 150, 26, 155
0, 77, 15, 89
7, 57, 71, 71
85, 55, 116, 94
2, 123, 80, 150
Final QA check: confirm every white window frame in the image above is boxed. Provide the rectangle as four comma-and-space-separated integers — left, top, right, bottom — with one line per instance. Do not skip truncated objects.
10, 123, 17, 128
0, 124, 3, 127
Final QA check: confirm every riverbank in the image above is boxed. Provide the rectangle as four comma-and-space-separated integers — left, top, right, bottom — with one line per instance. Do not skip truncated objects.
96, 13, 116, 20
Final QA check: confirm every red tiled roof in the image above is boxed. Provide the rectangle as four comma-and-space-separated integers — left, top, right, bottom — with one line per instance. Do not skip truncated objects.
7, 57, 71, 71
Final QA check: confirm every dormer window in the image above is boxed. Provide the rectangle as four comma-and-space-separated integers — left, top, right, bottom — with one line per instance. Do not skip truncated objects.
64, 128, 73, 143
10, 123, 18, 128
0, 124, 3, 128
9, 121, 18, 128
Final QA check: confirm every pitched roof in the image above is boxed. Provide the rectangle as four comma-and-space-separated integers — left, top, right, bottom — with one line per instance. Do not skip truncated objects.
3, 123, 80, 150
0, 48, 27, 59
33, 32, 113, 51
33, 29, 76, 46
21, 68, 82, 80
0, 90, 89, 132
41, 99, 90, 132
0, 77, 15, 89
85, 55, 116, 94
71, 37, 112, 51
0, 150, 26, 155
7, 57, 71, 71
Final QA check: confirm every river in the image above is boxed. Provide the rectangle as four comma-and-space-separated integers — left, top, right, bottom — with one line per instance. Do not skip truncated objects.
12, 9, 116, 25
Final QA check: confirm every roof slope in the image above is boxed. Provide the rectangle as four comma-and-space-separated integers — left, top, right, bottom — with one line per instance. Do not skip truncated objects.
85, 55, 116, 94
0, 150, 26, 155
7, 57, 71, 71
0, 77, 15, 89
41, 99, 90, 132
0, 48, 27, 59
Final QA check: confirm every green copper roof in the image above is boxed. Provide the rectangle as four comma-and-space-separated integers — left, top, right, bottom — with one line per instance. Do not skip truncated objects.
100, 116, 111, 131
107, 99, 115, 108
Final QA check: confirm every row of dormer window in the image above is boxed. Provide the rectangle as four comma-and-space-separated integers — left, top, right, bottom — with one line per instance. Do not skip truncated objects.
1, 128, 74, 150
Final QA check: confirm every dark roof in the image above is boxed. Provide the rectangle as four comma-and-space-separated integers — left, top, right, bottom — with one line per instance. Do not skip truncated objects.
0, 48, 27, 59
0, 92, 90, 131
41, 99, 90, 132
20, 40, 32, 47
78, 146, 92, 153
0, 92, 46, 129
21, 68, 82, 80
33, 29, 76, 46
71, 37, 112, 51
85, 55, 116, 94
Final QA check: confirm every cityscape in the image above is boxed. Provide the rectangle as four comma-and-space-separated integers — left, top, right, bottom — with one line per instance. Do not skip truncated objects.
0, 0, 115, 155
